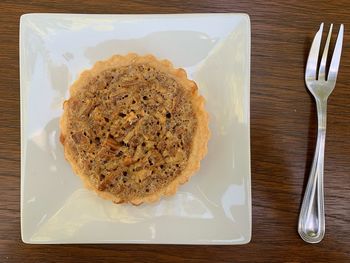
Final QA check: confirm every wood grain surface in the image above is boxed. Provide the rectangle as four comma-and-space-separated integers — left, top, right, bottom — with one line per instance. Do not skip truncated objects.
0, 0, 349, 262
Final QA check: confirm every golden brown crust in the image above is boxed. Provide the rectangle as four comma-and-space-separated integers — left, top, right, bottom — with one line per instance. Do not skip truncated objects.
60, 53, 210, 205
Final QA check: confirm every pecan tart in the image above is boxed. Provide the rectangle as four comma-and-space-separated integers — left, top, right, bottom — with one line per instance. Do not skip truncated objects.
60, 53, 209, 205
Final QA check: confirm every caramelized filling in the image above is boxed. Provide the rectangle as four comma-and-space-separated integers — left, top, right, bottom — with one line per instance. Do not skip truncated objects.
65, 64, 197, 201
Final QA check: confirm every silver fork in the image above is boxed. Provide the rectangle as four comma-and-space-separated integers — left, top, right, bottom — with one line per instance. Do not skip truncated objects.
298, 23, 344, 243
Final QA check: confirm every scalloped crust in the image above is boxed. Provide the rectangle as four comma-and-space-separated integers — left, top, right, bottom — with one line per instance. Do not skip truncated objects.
60, 53, 210, 205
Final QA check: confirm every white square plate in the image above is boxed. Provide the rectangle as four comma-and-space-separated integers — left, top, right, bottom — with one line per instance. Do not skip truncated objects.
20, 13, 251, 244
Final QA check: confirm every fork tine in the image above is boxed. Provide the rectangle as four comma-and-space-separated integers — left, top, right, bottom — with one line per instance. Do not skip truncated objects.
305, 23, 323, 81
318, 24, 333, 81
328, 24, 344, 82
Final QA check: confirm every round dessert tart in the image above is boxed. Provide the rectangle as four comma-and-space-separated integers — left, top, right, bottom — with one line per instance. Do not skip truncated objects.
60, 53, 209, 205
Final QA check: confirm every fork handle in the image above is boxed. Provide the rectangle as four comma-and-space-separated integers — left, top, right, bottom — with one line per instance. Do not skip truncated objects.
298, 99, 327, 243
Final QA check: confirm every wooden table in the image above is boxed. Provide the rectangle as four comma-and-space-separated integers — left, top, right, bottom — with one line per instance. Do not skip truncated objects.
1, 1, 349, 262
